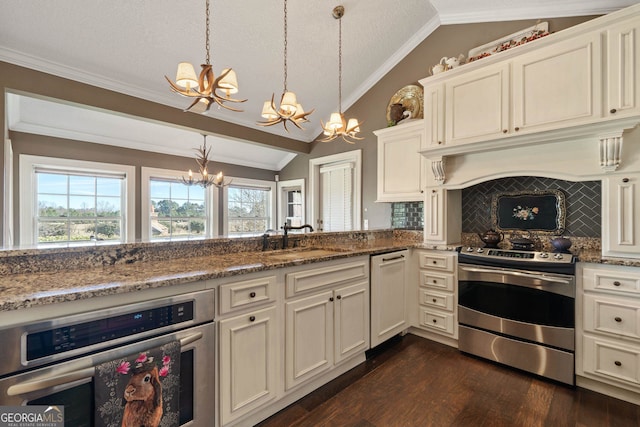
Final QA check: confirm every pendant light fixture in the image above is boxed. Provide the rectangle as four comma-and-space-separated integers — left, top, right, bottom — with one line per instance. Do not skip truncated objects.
165, 0, 246, 113
319, 5, 363, 144
257, 0, 314, 131
181, 134, 229, 188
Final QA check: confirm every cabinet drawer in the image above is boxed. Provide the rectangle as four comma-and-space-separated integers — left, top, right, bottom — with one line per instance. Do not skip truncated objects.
584, 294, 640, 340
419, 308, 455, 335
219, 275, 277, 314
419, 271, 455, 292
583, 335, 640, 387
418, 252, 454, 271
583, 266, 640, 295
419, 289, 454, 311
286, 260, 368, 297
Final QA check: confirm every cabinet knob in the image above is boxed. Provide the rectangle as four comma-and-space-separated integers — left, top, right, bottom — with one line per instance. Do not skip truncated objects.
615, 360, 622, 367
432, 298, 437, 303
615, 316, 622, 323
503, 129, 508, 134
249, 316, 256, 322
432, 319, 437, 323
514, 127, 520, 132
432, 279, 437, 284
432, 260, 437, 265
329, 297, 334, 302
336, 295, 342, 300
613, 281, 621, 287
622, 178, 629, 183
610, 108, 617, 114
249, 292, 256, 298
438, 141, 443, 145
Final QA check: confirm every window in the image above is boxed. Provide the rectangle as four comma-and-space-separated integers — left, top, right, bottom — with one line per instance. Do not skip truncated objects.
141, 168, 217, 241
278, 178, 305, 229
223, 178, 276, 236
19, 155, 135, 246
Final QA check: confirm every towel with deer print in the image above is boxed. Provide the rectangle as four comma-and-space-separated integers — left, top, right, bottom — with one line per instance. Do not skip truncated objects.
95, 340, 180, 427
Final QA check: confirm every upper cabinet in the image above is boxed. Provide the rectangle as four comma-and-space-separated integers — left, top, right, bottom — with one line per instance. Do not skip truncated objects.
418, 4, 640, 179
374, 120, 426, 202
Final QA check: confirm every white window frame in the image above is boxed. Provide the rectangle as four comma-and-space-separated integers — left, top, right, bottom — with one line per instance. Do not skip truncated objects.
141, 167, 219, 241
309, 150, 362, 232
277, 178, 305, 229
223, 177, 276, 236
19, 154, 136, 246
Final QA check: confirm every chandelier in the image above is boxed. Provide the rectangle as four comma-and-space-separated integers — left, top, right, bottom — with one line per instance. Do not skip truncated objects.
257, 0, 314, 131
319, 5, 363, 144
182, 134, 229, 188
165, 0, 246, 113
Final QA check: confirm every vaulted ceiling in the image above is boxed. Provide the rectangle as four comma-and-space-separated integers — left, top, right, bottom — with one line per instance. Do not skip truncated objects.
1, 0, 637, 170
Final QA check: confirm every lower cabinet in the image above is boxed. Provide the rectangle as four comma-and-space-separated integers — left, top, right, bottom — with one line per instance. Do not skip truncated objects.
284, 259, 370, 391
414, 250, 458, 342
577, 263, 640, 403
370, 250, 409, 347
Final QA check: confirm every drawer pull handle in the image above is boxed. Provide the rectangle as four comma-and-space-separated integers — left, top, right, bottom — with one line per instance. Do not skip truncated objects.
249, 316, 256, 322
613, 281, 621, 287
438, 141, 442, 145
622, 178, 629, 183
432, 319, 437, 323
615, 361, 622, 367
502, 129, 508, 134
610, 108, 617, 114
615, 317, 622, 323
432, 298, 437, 303
249, 292, 256, 298
329, 297, 334, 302
514, 127, 520, 132
432, 260, 437, 265
336, 295, 342, 300
433, 280, 437, 283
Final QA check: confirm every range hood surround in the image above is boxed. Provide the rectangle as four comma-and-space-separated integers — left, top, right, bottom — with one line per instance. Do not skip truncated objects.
420, 118, 640, 189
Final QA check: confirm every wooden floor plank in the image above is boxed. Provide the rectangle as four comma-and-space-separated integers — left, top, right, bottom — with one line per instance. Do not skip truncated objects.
256, 334, 640, 427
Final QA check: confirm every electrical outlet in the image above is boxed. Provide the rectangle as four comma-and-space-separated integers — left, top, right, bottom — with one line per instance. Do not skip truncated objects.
363, 219, 369, 230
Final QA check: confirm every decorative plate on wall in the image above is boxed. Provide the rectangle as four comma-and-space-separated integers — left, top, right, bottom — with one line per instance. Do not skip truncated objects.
386, 85, 424, 123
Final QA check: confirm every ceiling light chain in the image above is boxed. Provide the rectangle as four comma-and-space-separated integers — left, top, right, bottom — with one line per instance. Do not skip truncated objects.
257, 0, 314, 132
319, 5, 363, 144
165, 0, 246, 113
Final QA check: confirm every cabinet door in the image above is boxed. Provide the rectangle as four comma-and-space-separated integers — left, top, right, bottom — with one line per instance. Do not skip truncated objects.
334, 281, 369, 363
285, 291, 333, 390
445, 63, 510, 145
370, 251, 408, 347
424, 83, 445, 147
512, 33, 602, 132
607, 19, 640, 118
219, 306, 278, 425
375, 121, 426, 202
603, 174, 640, 257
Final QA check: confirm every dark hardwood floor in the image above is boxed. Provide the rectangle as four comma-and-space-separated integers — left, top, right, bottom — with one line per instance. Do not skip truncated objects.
256, 334, 640, 427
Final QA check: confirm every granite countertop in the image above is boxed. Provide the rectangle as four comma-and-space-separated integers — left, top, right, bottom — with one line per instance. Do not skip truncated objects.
0, 238, 418, 312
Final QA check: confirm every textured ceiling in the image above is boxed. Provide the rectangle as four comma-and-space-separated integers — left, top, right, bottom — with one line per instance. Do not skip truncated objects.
1, 0, 637, 170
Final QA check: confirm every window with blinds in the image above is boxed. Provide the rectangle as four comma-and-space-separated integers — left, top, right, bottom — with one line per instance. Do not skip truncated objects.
35, 169, 125, 245
320, 162, 354, 231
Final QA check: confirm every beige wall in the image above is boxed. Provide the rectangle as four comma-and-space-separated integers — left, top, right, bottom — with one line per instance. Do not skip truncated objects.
1, 15, 598, 245
280, 16, 598, 229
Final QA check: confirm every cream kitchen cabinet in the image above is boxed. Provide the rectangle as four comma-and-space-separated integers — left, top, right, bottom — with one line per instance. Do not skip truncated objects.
444, 63, 510, 146
284, 258, 369, 390
511, 33, 602, 133
370, 250, 409, 347
577, 263, 640, 404
374, 120, 426, 202
603, 174, 640, 258
217, 274, 279, 425
424, 187, 461, 245
415, 250, 458, 344
606, 18, 640, 119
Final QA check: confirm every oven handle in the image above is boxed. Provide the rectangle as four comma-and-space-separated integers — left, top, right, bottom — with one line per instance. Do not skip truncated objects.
459, 266, 572, 284
6, 332, 203, 397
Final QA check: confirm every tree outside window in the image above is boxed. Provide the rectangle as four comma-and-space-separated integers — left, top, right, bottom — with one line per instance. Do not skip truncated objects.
149, 179, 206, 241
227, 186, 271, 235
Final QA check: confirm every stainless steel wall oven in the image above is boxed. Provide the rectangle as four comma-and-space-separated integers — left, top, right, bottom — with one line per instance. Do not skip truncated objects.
0, 289, 215, 426
457, 247, 576, 385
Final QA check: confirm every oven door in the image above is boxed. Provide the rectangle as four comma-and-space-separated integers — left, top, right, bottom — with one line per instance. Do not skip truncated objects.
0, 322, 214, 427
458, 263, 575, 351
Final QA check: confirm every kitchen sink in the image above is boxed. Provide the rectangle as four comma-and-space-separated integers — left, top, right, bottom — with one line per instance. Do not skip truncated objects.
265, 247, 347, 261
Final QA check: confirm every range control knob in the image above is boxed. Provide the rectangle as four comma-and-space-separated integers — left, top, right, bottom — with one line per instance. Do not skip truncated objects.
476, 248, 484, 253
539, 252, 549, 258
553, 253, 564, 260
466, 247, 474, 252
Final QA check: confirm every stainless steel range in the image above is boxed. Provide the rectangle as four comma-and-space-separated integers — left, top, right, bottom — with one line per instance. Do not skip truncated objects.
457, 247, 576, 385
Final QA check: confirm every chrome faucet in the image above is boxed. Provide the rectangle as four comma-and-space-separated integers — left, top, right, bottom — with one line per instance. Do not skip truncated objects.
282, 223, 314, 249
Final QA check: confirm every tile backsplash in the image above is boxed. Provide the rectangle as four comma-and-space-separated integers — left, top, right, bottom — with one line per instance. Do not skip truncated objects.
391, 202, 423, 230
461, 176, 601, 237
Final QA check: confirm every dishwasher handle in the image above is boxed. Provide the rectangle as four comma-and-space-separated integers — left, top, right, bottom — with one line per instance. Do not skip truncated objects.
7, 332, 203, 397
382, 254, 405, 262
